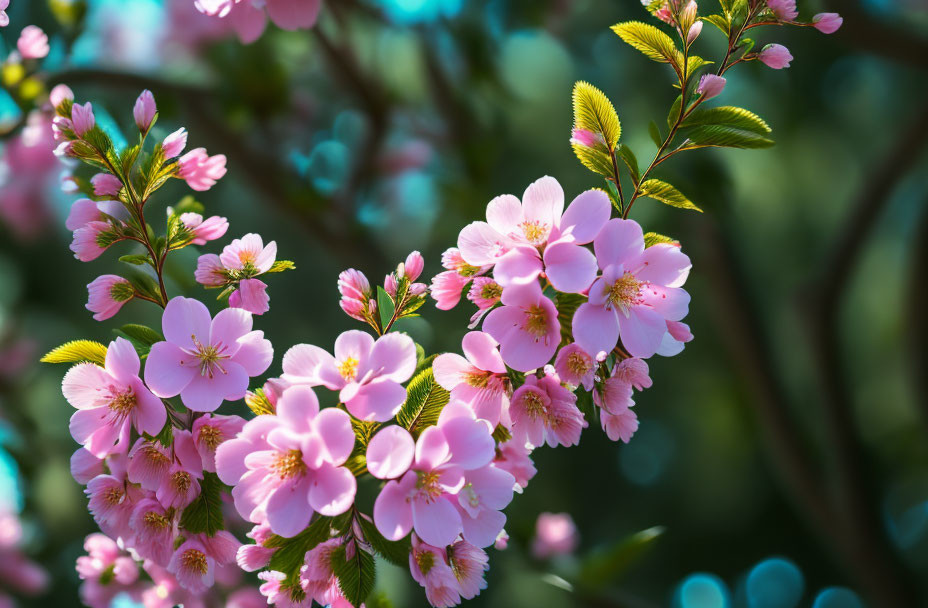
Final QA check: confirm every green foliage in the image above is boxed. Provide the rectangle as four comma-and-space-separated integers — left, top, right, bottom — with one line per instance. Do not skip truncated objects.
267, 260, 297, 273
702, 14, 731, 36
555, 292, 586, 347
140, 144, 176, 201
179, 472, 225, 536
579, 526, 666, 589
41, 340, 108, 365
572, 81, 621, 149
114, 324, 164, 356
648, 121, 663, 148
573, 144, 614, 178
667, 95, 683, 128
638, 179, 703, 212
357, 516, 411, 568
616, 144, 640, 184
267, 516, 339, 588
396, 367, 450, 437
644, 232, 680, 248
332, 544, 377, 607
377, 286, 395, 331
120, 145, 140, 176
611, 21, 679, 66
682, 106, 771, 134
683, 125, 775, 149
118, 254, 151, 266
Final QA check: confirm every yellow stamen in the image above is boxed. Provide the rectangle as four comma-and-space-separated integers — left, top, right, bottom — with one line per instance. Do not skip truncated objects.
337, 357, 359, 382
272, 449, 307, 479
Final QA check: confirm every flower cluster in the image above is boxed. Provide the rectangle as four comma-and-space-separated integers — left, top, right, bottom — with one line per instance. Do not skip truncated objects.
193, 0, 322, 43
41, 2, 841, 607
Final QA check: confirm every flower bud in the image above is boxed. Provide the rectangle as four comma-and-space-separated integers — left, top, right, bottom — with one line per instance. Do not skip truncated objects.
695, 74, 726, 100
49, 84, 74, 109
17, 26, 49, 60
767, 0, 798, 20
813, 12, 842, 34
133, 90, 157, 133
758, 43, 793, 69
686, 20, 703, 45
163, 128, 188, 159
403, 251, 425, 281
70, 102, 96, 138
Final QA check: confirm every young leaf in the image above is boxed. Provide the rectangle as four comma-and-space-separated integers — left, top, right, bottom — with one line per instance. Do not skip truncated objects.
396, 367, 451, 437
179, 472, 225, 536
267, 260, 296, 273
638, 179, 703, 212
572, 81, 621, 150
667, 95, 683, 129
648, 121, 663, 148
118, 254, 151, 266
702, 14, 730, 36
644, 232, 680, 248
357, 516, 411, 568
572, 145, 614, 178
41, 340, 108, 365
616, 144, 640, 184
118, 324, 164, 347
377, 286, 395, 331
683, 125, 775, 149
332, 544, 376, 608
579, 526, 666, 589
555, 293, 586, 347
682, 106, 771, 134
611, 21, 680, 67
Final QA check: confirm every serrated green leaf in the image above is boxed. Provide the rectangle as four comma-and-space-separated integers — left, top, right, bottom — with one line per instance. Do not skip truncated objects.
572, 81, 621, 150
357, 516, 411, 568
638, 179, 703, 212
377, 286, 395, 332
267, 260, 296, 273
616, 144, 640, 184
120, 144, 140, 175
681, 106, 771, 134
267, 516, 336, 588
683, 124, 775, 149
41, 340, 108, 365
179, 472, 225, 536
579, 526, 666, 589
702, 14, 730, 35
332, 544, 376, 607
572, 144, 615, 178
555, 293, 586, 347
396, 367, 450, 437
648, 121, 663, 148
644, 232, 680, 248
611, 21, 679, 67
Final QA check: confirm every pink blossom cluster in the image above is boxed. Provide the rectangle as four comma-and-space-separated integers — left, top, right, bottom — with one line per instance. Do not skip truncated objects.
193, 0, 321, 43
195, 233, 279, 315
0, 507, 48, 605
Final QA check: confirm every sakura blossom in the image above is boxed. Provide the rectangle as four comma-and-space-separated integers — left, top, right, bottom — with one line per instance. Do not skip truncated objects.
813, 12, 843, 34
433, 331, 510, 427
177, 148, 227, 191
85, 275, 134, 321
482, 281, 560, 372
758, 43, 793, 69
17, 25, 49, 59
144, 296, 273, 411
531, 512, 579, 559
181, 212, 229, 245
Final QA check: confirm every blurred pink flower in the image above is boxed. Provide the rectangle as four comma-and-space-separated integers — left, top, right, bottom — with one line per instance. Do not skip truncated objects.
177, 148, 227, 191
195, 0, 322, 43
49, 84, 73, 107
17, 26, 49, 59
0, 0, 8, 27
531, 512, 579, 559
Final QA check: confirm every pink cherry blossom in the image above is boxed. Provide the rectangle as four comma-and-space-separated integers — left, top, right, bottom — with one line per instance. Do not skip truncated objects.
63, 337, 166, 458
156, 430, 204, 509
17, 26, 49, 60
230, 278, 270, 315
144, 296, 273, 412
509, 373, 586, 448
85, 472, 144, 539
554, 343, 596, 390
366, 425, 416, 480
494, 440, 536, 490
258, 570, 312, 608
195, 254, 227, 287
66, 199, 127, 233
601, 407, 638, 443
467, 277, 502, 311
163, 128, 188, 159
181, 212, 229, 245
0, 0, 9, 27
531, 512, 579, 559
220, 233, 276, 273
91, 173, 122, 197
433, 331, 509, 427
454, 462, 515, 547
177, 148, 227, 191
76, 534, 140, 608
813, 12, 842, 34
572, 218, 691, 359
338, 268, 373, 321
129, 498, 175, 564
767, 0, 797, 20
192, 413, 245, 472
167, 539, 215, 593
696, 74, 726, 100
86, 275, 134, 321
237, 525, 277, 572
482, 281, 560, 372
215, 386, 357, 537
402, 250, 425, 281
613, 357, 652, 390
409, 536, 462, 608
374, 403, 496, 547
282, 330, 416, 422
431, 270, 471, 311
448, 540, 489, 599
758, 43, 793, 69
134, 90, 157, 132
71, 102, 96, 137
70, 221, 118, 262
299, 538, 344, 605
658, 320, 694, 356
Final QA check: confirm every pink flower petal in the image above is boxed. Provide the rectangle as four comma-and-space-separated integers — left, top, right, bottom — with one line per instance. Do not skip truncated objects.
367, 333, 416, 383
493, 247, 543, 287
308, 462, 356, 516
485, 194, 522, 236
333, 330, 375, 365
366, 426, 415, 480
103, 337, 140, 384
543, 241, 598, 294
441, 417, 495, 470
313, 408, 355, 466
558, 189, 611, 244
572, 302, 619, 358
461, 331, 505, 374
162, 297, 211, 351
458, 221, 511, 266
276, 386, 320, 433
179, 361, 249, 412
633, 243, 691, 288
62, 363, 110, 409
374, 473, 416, 541
144, 341, 196, 398
412, 496, 463, 548
460, 507, 506, 549
639, 285, 690, 321
131, 378, 167, 436
265, 478, 312, 538
210, 307, 253, 354
432, 353, 471, 391
521, 176, 564, 236
617, 306, 667, 359
233, 331, 274, 376
415, 426, 450, 470
593, 219, 644, 269
282, 343, 341, 389
344, 379, 407, 422
227, 1, 268, 43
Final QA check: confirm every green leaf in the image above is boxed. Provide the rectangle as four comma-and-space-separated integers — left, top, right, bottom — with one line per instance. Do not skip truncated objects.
718, 0, 735, 14
555, 293, 586, 347
604, 181, 622, 212
267, 260, 296, 273
245, 388, 275, 416
681, 106, 771, 135
611, 21, 680, 67
357, 516, 411, 568
683, 124, 775, 149
172, 195, 204, 216
118, 254, 151, 266
644, 232, 680, 248
648, 121, 663, 148
729, 0, 749, 32
572, 81, 621, 149
638, 179, 703, 212
267, 516, 337, 588
616, 144, 640, 184
702, 14, 730, 36
579, 526, 666, 589
572, 145, 615, 178
179, 472, 225, 536
332, 544, 376, 608
685, 56, 712, 76
120, 144, 140, 176
377, 286, 395, 332
150, 419, 174, 447
41, 340, 108, 365
118, 324, 164, 347
396, 367, 450, 437
667, 95, 683, 129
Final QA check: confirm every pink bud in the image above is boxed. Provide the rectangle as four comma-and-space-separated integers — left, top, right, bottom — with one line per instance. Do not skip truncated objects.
695, 74, 726, 100
813, 12, 843, 34
384, 273, 398, 298
133, 90, 157, 132
758, 43, 793, 69
686, 20, 703, 45
17, 26, 49, 60
49, 84, 74, 109
91, 173, 122, 197
570, 128, 604, 149
403, 251, 425, 281
177, 148, 227, 191
86, 275, 134, 321
767, 0, 798, 21
162, 127, 188, 159
70, 102, 96, 138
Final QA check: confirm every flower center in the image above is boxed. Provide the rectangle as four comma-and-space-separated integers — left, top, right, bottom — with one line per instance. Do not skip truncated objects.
606, 272, 643, 316
104, 486, 125, 506
465, 370, 492, 389
143, 511, 170, 530
172, 471, 192, 494
520, 220, 549, 245
523, 305, 550, 338
415, 470, 444, 501
519, 389, 548, 419
186, 335, 230, 379
415, 550, 436, 576
141, 443, 171, 466
567, 352, 592, 377
460, 483, 480, 509
108, 389, 137, 416
337, 357, 359, 382
481, 282, 502, 301
197, 424, 223, 450
272, 449, 306, 479
181, 549, 209, 575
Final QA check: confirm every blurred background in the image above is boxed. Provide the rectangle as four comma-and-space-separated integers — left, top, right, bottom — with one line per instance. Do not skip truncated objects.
0, 0, 927, 606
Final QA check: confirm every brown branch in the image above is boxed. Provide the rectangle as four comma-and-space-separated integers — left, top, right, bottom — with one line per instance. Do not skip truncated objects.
803, 106, 928, 606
